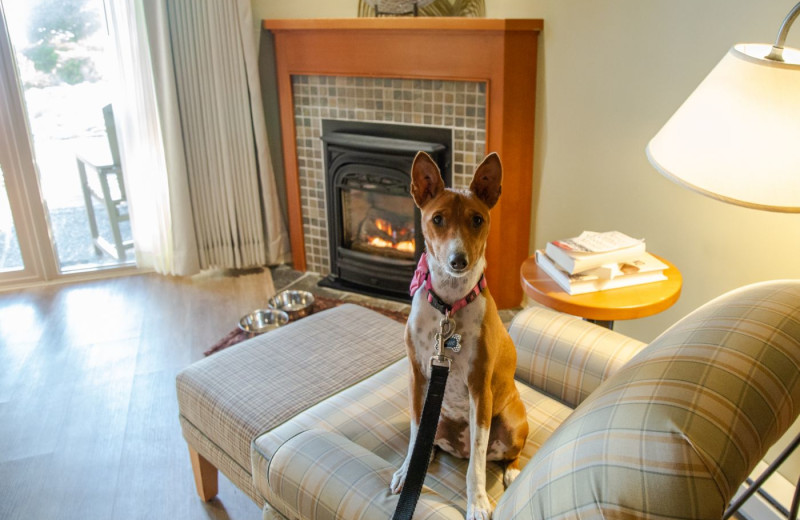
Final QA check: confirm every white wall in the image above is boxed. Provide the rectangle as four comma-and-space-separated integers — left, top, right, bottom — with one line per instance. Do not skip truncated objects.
253, 0, 354, 19
530, 0, 800, 344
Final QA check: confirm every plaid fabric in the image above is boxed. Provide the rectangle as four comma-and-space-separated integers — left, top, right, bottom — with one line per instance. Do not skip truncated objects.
267, 429, 465, 520
495, 280, 800, 519
253, 359, 573, 517
263, 502, 289, 520
509, 305, 646, 408
176, 304, 405, 500
181, 414, 262, 503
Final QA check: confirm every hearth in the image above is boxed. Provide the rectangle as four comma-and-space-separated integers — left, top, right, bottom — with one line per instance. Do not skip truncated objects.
319, 120, 451, 300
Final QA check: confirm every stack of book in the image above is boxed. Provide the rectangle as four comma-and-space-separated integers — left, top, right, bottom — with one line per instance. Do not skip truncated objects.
535, 231, 668, 295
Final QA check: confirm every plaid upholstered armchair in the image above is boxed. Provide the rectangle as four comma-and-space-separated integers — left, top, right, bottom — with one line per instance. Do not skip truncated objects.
253, 280, 800, 519
496, 280, 800, 518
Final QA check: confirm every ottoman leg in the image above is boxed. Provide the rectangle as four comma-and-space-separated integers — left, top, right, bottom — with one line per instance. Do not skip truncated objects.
188, 446, 218, 501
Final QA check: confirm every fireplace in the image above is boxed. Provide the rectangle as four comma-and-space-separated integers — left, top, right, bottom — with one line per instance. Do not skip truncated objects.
264, 18, 542, 307
320, 120, 451, 300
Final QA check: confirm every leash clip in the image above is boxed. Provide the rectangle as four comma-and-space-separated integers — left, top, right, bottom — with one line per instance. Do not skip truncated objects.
430, 354, 451, 369
431, 309, 456, 371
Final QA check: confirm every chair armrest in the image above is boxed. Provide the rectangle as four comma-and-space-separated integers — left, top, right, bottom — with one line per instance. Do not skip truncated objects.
76, 155, 119, 174
509, 305, 646, 408
263, 429, 464, 520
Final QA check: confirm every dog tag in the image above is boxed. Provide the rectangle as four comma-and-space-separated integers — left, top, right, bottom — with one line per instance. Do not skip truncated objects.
444, 333, 461, 352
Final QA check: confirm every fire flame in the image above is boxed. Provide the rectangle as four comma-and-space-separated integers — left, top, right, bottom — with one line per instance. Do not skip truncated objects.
367, 218, 415, 253
375, 218, 392, 234
368, 237, 415, 253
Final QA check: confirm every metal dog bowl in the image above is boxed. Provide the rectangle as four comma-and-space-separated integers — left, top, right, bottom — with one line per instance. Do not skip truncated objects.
268, 290, 315, 321
238, 309, 289, 335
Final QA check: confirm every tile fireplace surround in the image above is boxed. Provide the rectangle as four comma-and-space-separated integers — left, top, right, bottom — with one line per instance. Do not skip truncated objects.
264, 18, 542, 308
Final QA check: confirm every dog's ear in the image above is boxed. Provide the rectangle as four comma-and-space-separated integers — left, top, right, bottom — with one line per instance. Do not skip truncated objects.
410, 151, 445, 208
470, 153, 502, 209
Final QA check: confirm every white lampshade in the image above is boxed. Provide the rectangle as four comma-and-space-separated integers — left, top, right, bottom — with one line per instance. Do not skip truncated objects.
646, 43, 800, 212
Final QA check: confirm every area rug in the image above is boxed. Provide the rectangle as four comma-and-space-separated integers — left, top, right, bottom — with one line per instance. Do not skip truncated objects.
204, 295, 408, 356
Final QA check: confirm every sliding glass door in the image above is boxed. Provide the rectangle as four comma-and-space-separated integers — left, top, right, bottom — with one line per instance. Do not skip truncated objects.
0, 0, 135, 288
0, 164, 33, 279
0, 166, 23, 273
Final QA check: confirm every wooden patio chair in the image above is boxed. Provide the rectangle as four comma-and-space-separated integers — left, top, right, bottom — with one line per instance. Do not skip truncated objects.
76, 104, 133, 261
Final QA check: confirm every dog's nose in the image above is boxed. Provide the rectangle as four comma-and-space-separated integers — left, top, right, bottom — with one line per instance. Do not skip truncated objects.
449, 253, 468, 272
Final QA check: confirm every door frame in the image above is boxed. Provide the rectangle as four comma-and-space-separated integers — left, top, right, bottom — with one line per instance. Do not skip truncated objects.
0, 3, 53, 286
0, 3, 140, 290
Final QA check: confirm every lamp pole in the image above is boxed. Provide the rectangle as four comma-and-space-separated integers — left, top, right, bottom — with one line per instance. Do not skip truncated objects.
766, 1, 800, 62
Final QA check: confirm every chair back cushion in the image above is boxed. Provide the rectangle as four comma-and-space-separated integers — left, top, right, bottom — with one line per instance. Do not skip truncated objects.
496, 280, 800, 519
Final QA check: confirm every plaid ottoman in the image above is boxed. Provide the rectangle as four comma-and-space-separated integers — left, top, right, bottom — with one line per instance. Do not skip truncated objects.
175, 304, 406, 505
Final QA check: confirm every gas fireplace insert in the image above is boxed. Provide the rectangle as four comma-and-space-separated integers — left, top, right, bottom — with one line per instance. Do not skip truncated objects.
320, 121, 451, 301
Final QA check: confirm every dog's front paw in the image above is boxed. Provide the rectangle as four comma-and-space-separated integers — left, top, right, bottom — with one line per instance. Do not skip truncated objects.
466, 495, 493, 520
390, 464, 408, 494
503, 466, 521, 488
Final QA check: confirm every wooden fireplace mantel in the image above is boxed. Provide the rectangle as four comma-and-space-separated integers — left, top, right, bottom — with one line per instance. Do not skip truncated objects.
264, 18, 542, 308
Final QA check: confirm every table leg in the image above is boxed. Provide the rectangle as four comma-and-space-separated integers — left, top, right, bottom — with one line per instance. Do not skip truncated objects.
586, 319, 614, 330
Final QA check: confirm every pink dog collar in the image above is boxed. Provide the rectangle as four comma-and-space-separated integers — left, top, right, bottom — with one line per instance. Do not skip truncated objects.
409, 252, 430, 297
409, 252, 487, 315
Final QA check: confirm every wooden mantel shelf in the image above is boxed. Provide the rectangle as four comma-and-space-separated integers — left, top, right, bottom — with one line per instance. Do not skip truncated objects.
263, 18, 543, 32
264, 18, 543, 308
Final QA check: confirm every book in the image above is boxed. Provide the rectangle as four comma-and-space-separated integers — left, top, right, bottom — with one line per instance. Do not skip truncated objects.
535, 250, 668, 296
545, 231, 646, 274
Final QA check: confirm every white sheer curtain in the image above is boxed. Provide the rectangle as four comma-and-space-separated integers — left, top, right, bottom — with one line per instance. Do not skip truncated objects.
107, 0, 289, 274
107, 0, 199, 275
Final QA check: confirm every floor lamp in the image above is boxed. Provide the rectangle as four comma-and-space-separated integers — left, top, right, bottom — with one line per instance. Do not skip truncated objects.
647, 2, 800, 518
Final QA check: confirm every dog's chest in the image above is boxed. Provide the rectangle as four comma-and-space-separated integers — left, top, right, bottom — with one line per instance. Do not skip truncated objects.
408, 291, 487, 423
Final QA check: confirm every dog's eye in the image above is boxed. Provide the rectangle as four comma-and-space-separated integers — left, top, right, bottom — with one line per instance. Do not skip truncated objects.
432, 214, 444, 226
472, 215, 484, 228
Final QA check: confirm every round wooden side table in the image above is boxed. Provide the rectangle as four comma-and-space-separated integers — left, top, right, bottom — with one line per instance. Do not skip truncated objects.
520, 254, 683, 329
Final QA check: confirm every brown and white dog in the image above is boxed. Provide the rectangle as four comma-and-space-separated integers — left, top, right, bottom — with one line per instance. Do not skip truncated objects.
390, 152, 529, 520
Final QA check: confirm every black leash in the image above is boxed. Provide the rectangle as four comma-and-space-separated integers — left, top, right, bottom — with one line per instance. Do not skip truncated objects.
392, 359, 450, 520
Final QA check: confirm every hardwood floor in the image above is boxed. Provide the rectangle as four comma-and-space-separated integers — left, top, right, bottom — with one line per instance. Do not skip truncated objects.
0, 270, 276, 520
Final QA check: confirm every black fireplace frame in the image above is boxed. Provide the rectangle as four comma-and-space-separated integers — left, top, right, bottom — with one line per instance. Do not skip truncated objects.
320, 121, 451, 301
